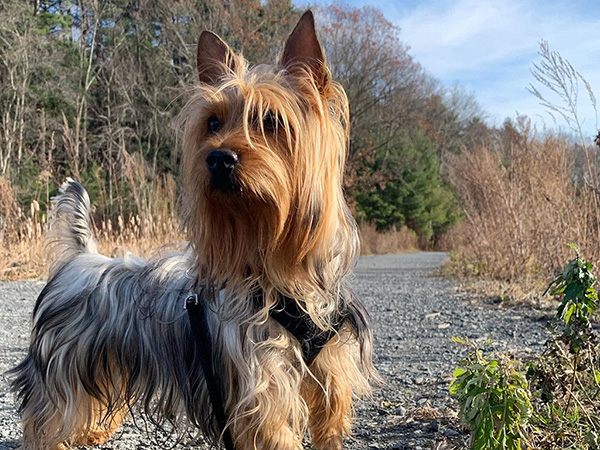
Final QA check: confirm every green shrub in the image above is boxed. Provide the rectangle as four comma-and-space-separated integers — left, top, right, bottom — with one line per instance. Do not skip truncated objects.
354, 131, 458, 245
450, 338, 532, 450
527, 245, 600, 449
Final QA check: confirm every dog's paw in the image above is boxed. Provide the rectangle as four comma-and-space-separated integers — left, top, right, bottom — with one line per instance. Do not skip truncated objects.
312, 433, 343, 450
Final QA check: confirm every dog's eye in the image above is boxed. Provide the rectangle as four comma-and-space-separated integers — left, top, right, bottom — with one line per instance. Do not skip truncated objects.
207, 116, 222, 133
262, 111, 279, 132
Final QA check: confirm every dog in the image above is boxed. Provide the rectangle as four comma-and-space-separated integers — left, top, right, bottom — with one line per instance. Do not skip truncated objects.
9, 11, 377, 450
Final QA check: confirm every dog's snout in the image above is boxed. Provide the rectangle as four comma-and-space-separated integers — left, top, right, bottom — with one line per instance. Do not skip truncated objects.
206, 149, 240, 192
206, 150, 239, 174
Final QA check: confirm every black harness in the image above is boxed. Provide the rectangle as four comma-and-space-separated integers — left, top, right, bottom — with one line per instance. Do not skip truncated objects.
185, 288, 349, 450
260, 291, 348, 366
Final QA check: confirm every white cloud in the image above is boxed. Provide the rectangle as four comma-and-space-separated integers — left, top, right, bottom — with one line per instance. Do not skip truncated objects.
391, 0, 600, 136
396, 0, 533, 76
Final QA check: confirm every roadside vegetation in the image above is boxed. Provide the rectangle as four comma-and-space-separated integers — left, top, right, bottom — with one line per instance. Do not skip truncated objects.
451, 247, 600, 449
446, 41, 600, 300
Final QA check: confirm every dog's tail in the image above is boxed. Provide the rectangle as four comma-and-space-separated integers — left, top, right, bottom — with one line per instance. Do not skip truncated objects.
46, 178, 98, 276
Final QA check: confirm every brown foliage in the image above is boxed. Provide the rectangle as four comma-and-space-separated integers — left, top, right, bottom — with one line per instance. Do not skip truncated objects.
316, 4, 434, 186
359, 224, 417, 255
447, 118, 600, 282
0, 169, 182, 281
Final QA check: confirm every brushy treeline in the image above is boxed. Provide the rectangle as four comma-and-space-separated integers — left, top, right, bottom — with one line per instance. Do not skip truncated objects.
446, 120, 600, 295
2, 0, 599, 289
447, 40, 600, 291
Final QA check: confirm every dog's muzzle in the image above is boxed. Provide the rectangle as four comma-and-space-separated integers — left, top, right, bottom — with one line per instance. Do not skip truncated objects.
206, 149, 239, 192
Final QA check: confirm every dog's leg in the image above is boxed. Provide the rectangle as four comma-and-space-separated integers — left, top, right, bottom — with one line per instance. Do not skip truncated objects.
16, 356, 127, 450
72, 397, 127, 446
21, 407, 70, 450
71, 370, 129, 446
20, 388, 126, 450
227, 348, 306, 450
231, 389, 305, 450
302, 341, 356, 450
19, 386, 83, 450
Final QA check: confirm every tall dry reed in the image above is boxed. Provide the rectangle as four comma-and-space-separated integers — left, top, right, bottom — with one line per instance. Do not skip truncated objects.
0, 176, 46, 279
447, 119, 600, 284
0, 169, 184, 281
359, 223, 418, 255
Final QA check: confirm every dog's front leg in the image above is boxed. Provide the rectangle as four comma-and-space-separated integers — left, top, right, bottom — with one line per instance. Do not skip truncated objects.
302, 338, 358, 450
227, 345, 307, 450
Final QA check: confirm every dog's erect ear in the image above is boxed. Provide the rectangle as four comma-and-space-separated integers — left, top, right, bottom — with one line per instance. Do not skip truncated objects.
197, 31, 236, 84
281, 10, 329, 92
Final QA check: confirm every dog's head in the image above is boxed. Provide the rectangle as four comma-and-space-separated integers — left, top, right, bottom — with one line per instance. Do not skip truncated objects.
181, 11, 357, 288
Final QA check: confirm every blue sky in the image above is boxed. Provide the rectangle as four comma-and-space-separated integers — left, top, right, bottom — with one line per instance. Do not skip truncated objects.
297, 0, 600, 140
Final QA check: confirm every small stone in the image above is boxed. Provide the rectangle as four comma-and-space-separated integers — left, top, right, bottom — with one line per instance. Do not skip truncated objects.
355, 428, 370, 437
427, 419, 440, 432
444, 428, 460, 437
394, 405, 407, 416
414, 377, 425, 385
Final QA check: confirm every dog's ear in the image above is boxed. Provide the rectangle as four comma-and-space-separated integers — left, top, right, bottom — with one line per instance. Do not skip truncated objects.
281, 10, 329, 93
197, 31, 236, 84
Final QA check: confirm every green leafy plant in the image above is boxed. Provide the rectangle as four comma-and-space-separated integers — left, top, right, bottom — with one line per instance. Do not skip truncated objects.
527, 245, 600, 449
451, 246, 600, 449
450, 337, 532, 450
544, 243, 598, 352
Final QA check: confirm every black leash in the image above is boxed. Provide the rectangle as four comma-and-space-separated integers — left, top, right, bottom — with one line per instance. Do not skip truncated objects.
185, 291, 236, 450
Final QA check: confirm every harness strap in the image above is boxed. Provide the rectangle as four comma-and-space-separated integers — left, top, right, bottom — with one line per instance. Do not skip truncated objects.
262, 293, 349, 366
185, 293, 236, 450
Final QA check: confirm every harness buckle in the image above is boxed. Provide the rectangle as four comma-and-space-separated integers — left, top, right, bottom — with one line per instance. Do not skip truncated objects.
185, 292, 199, 310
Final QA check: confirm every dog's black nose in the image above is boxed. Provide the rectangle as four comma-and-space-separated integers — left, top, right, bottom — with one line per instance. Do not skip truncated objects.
206, 150, 239, 174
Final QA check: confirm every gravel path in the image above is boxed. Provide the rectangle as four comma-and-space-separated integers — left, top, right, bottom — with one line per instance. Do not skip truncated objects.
0, 253, 550, 449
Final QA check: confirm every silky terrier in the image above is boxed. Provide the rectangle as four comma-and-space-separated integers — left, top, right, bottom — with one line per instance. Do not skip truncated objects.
10, 11, 377, 450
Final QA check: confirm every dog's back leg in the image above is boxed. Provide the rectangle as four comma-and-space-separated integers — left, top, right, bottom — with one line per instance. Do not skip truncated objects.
13, 350, 128, 449
72, 396, 127, 446
70, 362, 130, 446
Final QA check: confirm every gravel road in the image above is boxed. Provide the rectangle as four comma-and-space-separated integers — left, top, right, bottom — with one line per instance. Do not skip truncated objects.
0, 252, 550, 449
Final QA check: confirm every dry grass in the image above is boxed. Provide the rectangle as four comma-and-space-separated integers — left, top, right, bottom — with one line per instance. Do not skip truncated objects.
1, 212, 184, 282
1, 175, 417, 280
0, 212, 184, 282
446, 118, 600, 287
359, 223, 418, 255
0, 176, 44, 279
93, 173, 184, 259
0, 169, 184, 281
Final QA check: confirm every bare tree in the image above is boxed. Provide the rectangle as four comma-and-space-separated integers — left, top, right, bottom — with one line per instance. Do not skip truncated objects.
317, 5, 434, 160
0, 1, 34, 177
